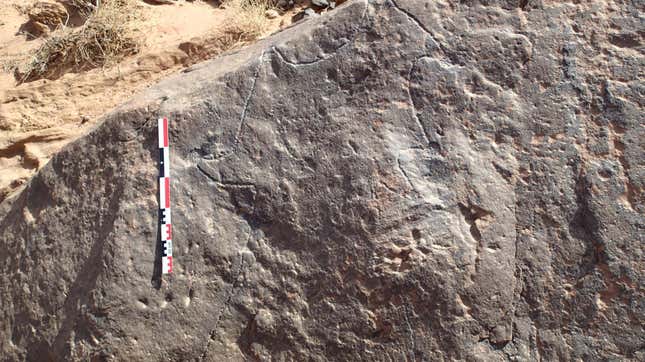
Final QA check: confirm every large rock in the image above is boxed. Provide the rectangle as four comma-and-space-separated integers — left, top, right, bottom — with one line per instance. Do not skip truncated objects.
1, 0, 643, 360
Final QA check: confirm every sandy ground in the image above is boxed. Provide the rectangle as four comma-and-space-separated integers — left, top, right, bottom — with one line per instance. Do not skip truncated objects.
0, 0, 295, 202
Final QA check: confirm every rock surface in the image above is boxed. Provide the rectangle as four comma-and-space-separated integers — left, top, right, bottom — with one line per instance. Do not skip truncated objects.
0, 0, 643, 360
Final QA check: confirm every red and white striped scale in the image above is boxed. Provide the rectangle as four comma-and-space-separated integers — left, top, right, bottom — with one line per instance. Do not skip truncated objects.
158, 117, 173, 274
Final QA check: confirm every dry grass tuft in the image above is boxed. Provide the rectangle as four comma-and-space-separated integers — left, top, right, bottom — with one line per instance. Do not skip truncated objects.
15, 0, 139, 83
178, 0, 278, 68
223, 0, 276, 42
175, 0, 278, 67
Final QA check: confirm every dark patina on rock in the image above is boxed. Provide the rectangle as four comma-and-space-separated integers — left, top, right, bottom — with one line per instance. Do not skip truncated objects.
0, 0, 643, 360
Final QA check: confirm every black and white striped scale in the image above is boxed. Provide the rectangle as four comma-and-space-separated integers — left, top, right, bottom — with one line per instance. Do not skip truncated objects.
158, 117, 172, 274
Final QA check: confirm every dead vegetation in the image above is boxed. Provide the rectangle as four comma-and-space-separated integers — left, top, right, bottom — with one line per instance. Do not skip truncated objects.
13, 0, 282, 83
224, 0, 276, 40
178, 0, 278, 67
15, 0, 139, 83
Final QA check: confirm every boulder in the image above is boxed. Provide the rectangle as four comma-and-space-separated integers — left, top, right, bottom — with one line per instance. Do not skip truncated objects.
0, 0, 642, 360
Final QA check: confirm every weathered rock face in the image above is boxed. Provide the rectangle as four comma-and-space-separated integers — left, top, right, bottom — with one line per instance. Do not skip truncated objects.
1, 0, 643, 360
